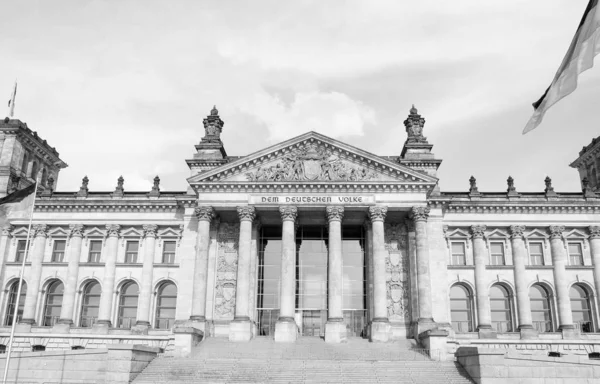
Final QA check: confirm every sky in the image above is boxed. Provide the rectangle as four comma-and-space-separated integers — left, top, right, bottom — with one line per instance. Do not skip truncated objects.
1, 0, 599, 193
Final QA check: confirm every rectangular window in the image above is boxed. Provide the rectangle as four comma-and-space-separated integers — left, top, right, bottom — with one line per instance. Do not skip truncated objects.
490, 242, 505, 265
568, 243, 584, 266
125, 241, 139, 263
15, 240, 29, 262
162, 241, 176, 264
450, 242, 466, 265
529, 242, 544, 266
88, 240, 102, 263
52, 240, 66, 262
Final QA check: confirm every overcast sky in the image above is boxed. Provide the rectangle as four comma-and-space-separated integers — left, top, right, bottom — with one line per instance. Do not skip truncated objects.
1, 0, 598, 193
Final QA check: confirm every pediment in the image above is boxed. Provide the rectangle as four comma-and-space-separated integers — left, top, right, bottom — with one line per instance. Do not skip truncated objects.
121, 227, 143, 238
158, 227, 183, 238
445, 228, 471, 239
48, 227, 69, 238
564, 228, 588, 239
84, 227, 106, 237
188, 132, 437, 192
525, 229, 548, 239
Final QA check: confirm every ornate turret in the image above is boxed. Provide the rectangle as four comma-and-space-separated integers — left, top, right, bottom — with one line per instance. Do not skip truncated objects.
186, 106, 230, 184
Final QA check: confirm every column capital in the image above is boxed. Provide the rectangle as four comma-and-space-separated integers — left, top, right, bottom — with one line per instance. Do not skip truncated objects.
142, 224, 158, 238
1, 225, 14, 237
368, 206, 387, 222
470, 225, 487, 239
548, 225, 565, 239
237, 206, 256, 222
589, 226, 600, 239
68, 224, 85, 238
279, 205, 298, 222
33, 224, 48, 238
509, 225, 526, 239
195, 206, 215, 222
105, 224, 121, 238
410, 206, 430, 222
326, 206, 344, 222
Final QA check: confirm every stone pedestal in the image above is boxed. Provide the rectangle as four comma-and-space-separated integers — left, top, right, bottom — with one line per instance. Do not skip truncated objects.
325, 320, 347, 343
173, 326, 204, 357
91, 322, 110, 334
229, 319, 253, 342
477, 325, 497, 339
131, 323, 150, 335
274, 319, 298, 343
518, 325, 538, 340
370, 320, 391, 343
560, 324, 577, 339
416, 318, 437, 336
52, 322, 71, 334
418, 329, 449, 361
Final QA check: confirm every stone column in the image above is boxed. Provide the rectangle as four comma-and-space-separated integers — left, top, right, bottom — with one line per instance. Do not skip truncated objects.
96, 224, 120, 328
368, 205, 390, 342
230, 206, 256, 342
135, 224, 158, 331
510, 225, 535, 338
471, 225, 493, 337
0, 225, 14, 279
274, 205, 298, 343
190, 206, 214, 327
325, 206, 346, 343
58, 224, 84, 326
20, 224, 48, 325
411, 206, 435, 334
549, 225, 575, 336
589, 226, 600, 315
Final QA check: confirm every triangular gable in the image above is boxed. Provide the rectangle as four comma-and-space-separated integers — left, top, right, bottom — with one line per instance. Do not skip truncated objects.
188, 132, 437, 190
158, 227, 183, 238
564, 228, 588, 238
84, 227, 106, 237
11, 227, 31, 237
486, 229, 509, 238
121, 227, 143, 238
48, 227, 69, 238
525, 229, 548, 239
445, 228, 471, 238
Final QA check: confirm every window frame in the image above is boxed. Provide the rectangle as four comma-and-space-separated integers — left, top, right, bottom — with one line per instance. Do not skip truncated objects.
529, 284, 553, 332
124, 240, 140, 264
567, 241, 584, 266
449, 241, 467, 266
80, 281, 101, 327
154, 282, 177, 329
161, 240, 177, 264
489, 241, 506, 266
51, 239, 67, 263
489, 284, 514, 332
528, 241, 545, 266
42, 280, 64, 326
117, 282, 139, 329
449, 284, 474, 333
4, 280, 26, 326
570, 284, 594, 333
15, 239, 29, 263
87, 239, 103, 263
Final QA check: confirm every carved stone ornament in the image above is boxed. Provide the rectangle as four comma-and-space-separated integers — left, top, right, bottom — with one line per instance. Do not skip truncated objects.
142, 224, 158, 238
202, 106, 224, 143
1, 225, 14, 237
195, 206, 215, 222
149, 176, 160, 197
237, 206, 256, 222
245, 143, 376, 182
589, 226, 600, 239
385, 223, 410, 321
470, 225, 487, 239
106, 224, 121, 238
510, 225, 526, 239
215, 222, 239, 319
368, 206, 387, 222
549, 225, 565, 239
77, 176, 89, 197
410, 206, 430, 222
68, 224, 85, 238
217, 223, 240, 253
384, 224, 407, 252
33, 224, 48, 238
325, 206, 344, 222
115, 176, 124, 194
468, 176, 479, 195
404, 105, 427, 144
279, 206, 298, 221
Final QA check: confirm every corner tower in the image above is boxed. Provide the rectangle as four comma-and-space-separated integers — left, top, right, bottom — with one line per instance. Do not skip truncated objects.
570, 135, 600, 192
186, 106, 230, 179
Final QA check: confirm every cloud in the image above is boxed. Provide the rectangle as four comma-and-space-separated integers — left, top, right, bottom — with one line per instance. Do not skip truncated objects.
239, 91, 376, 141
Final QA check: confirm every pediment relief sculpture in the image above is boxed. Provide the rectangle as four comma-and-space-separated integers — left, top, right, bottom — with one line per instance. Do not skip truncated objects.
245, 143, 377, 182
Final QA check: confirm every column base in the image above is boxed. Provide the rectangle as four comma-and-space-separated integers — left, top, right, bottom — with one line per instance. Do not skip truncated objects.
369, 320, 391, 343
477, 325, 497, 339
274, 318, 298, 343
15, 323, 32, 333
92, 321, 110, 334
229, 319, 254, 342
52, 322, 71, 334
559, 324, 577, 339
176, 319, 207, 334
416, 318, 436, 336
132, 322, 150, 335
518, 324, 538, 339
325, 319, 347, 343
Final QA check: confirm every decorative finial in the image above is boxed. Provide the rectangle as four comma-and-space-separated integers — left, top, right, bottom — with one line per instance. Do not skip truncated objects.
211, 105, 218, 116
507, 176, 519, 197
202, 105, 224, 142
77, 175, 89, 197
113, 175, 124, 197
544, 176, 557, 197
410, 104, 418, 114
149, 175, 160, 197
468, 175, 480, 196
403, 105, 426, 143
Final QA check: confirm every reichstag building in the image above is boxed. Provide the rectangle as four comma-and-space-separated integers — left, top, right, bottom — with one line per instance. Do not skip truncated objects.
0, 106, 599, 358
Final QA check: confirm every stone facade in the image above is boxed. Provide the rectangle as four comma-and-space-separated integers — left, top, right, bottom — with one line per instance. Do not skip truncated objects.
0, 107, 598, 365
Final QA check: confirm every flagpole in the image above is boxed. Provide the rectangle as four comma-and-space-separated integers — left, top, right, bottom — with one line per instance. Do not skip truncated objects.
2, 179, 39, 384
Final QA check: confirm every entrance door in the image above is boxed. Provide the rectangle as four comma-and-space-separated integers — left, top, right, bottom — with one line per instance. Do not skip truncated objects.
301, 310, 326, 337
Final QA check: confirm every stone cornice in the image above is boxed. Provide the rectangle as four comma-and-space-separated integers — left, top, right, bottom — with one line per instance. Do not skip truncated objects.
193, 182, 433, 194
31, 196, 196, 212
429, 199, 600, 214
570, 135, 600, 168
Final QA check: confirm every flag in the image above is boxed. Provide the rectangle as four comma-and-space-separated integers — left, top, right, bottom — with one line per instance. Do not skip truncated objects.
0, 183, 36, 227
6, 81, 16, 118
524, 0, 600, 134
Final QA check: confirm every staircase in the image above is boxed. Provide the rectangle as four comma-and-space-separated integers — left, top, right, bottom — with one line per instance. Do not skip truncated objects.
133, 337, 474, 384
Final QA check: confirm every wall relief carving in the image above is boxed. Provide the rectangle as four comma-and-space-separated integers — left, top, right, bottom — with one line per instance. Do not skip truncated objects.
245, 143, 377, 182
385, 224, 410, 322
215, 222, 239, 319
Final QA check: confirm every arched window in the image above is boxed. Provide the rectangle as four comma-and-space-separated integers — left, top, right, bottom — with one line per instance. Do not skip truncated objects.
20, 153, 28, 175
155, 282, 177, 329
117, 282, 139, 329
4, 281, 26, 326
530, 284, 553, 332
490, 284, 513, 332
570, 284, 593, 333
30, 161, 38, 180
449, 284, 473, 333
43, 280, 64, 326
80, 281, 101, 327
